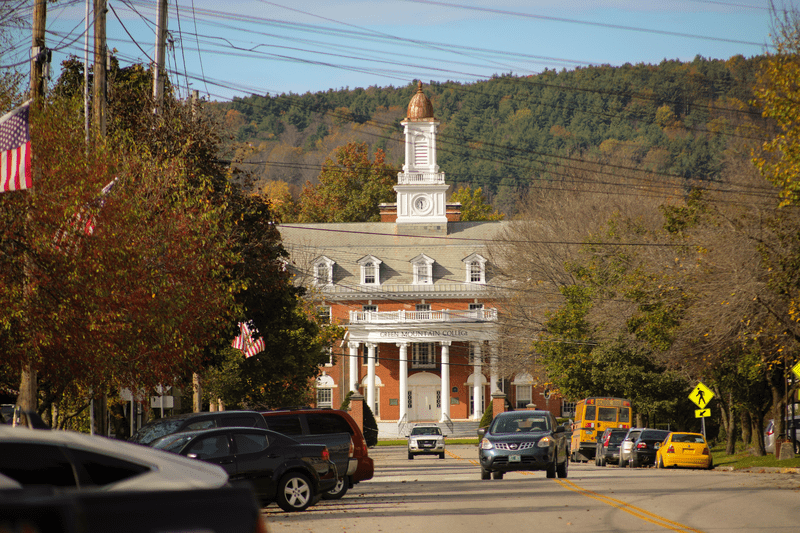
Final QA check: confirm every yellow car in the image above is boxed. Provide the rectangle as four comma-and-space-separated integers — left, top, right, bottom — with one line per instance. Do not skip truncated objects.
655, 432, 713, 469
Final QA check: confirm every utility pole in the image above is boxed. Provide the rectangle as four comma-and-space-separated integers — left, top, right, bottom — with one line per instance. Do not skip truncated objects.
153, 0, 169, 112
92, 0, 107, 137
16, 0, 47, 425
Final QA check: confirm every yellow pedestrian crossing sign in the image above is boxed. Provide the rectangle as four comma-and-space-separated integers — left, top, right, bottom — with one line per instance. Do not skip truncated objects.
690, 382, 714, 408
792, 361, 800, 380
695, 408, 711, 418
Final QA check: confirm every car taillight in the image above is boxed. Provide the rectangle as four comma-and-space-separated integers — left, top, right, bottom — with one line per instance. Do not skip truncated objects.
603, 435, 611, 446
349, 438, 355, 458
637, 442, 647, 449
585, 422, 594, 428
702, 447, 710, 455
667, 445, 675, 453
322, 447, 330, 461
767, 428, 774, 436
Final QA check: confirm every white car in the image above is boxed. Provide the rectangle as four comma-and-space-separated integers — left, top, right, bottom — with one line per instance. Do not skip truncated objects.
407, 424, 446, 459
0, 425, 229, 491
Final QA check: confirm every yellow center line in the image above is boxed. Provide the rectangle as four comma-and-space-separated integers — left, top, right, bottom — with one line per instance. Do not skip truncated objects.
556, 479, 705, 533
448, 449, 704, 532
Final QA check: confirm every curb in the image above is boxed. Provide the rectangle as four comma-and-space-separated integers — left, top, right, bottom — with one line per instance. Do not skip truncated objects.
715, 466, 800, 474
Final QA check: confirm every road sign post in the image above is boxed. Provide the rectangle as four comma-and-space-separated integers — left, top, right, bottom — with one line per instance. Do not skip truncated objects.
690, 383, 715, 438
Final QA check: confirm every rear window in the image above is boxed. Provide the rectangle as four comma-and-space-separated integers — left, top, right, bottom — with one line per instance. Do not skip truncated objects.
0, 443, 77, 487
70, 449, 150, 486
641, 430, 670, 440
131, 419, 185, 444
609, 432, 626, 444
306, 413, 353, 435
263, 415, 303, 436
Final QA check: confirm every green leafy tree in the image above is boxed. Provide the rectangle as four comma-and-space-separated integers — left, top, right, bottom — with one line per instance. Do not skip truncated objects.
450, 185, 504, 221
297, 142, 395, 222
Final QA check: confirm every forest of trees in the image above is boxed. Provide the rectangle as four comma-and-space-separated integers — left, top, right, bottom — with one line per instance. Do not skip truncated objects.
209, 55, 762, 217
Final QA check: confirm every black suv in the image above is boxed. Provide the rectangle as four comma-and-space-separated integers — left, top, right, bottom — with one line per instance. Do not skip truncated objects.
628, 429, 670, 467
595, 428, 628, 466
130, 411, 267, 446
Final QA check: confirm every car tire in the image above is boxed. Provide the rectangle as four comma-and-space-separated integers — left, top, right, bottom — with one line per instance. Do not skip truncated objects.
439, 452, 445, 459
321, 477, 349, 500
408, 452, 414, 460
600, 455, 606, 467
277, 472, 314, 512
620, 458, 628, 468
557, 457, 568, 478
631, 457, 640, 468
594, 454, 600, 466
492, 471, 504, 480
707, 458, 714, 470
546, 461, 556, 479
480, 466, 491, 480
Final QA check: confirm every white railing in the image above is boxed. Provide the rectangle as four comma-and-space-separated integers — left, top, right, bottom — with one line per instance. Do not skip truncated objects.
349, 308, 498, 324
324, 283, 486, 295
397, 171, 446, 184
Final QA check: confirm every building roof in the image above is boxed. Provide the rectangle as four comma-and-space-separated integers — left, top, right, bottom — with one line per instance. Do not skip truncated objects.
279, 220, 509, 299
405, 81, 435, 121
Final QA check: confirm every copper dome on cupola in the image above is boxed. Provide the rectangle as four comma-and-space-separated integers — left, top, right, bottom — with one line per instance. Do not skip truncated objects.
406, 81, 434, 121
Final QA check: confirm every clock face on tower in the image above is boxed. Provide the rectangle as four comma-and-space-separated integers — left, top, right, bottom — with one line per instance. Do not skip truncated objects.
412, 195, 431, 215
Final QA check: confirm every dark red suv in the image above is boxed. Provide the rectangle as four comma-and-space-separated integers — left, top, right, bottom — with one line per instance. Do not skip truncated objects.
260, 408, 374, 495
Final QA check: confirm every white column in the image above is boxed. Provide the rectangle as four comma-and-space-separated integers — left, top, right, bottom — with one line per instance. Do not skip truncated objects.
440, 341, 450, 422
472, 342, 482, 420
398, 342, 409, 422
366, 343, 376, 415
348, 342, 359, 393
490, 343, 499, 395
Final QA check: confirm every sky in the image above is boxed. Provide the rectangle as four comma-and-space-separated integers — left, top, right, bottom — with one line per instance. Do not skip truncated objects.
1, 0, 780, 103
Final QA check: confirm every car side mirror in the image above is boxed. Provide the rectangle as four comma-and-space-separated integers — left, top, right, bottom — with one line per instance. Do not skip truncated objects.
477, 428, 486, 439
654, 443, 661, 449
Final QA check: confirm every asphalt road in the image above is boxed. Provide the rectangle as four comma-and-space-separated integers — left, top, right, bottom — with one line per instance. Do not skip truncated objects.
264, 444, 800, 533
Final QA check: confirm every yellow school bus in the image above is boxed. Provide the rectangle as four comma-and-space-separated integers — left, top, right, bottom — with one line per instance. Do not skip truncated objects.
570, 397, 632, 462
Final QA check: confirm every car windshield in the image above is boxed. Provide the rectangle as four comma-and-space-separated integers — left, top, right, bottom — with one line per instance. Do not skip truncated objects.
411, 426, 441, 436
131, 419, 185, 444
671, 433, 705, 444
493, 415, 550, 434
151, 434, 195, 453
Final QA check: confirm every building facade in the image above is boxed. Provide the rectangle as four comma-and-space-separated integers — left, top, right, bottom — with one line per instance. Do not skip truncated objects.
279, 83, 566, 427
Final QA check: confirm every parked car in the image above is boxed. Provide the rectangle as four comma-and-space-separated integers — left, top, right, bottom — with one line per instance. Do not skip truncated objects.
595, 428, 628, 466
407, 423, 446, 459
765, 416, 800, 454
655, 432, 713, 469
619, 427, 644, 467
129, 410, 267, 446
260, 408, 374, 499
150, 426, 336, 512
628, 429, 671, 468
0, 424, 229, 492
477, 410, 569, 480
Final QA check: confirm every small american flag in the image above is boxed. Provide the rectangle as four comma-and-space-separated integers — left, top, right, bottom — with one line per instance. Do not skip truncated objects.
0, 101, 32, 193
232, 322, 265, 358
53, 178, 118, 253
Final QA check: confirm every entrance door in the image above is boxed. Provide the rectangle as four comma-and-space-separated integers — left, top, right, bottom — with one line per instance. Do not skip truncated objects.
413, 386, 439, 421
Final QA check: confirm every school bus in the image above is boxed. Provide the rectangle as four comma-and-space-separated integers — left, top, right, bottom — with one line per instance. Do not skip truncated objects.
570, 397, 632, 462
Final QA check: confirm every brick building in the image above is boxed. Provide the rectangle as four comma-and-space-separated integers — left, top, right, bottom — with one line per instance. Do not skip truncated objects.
278, 83, 568, 431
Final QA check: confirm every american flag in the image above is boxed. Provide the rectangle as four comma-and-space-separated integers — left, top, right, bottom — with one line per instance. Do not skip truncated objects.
53, 178, 118, 252
232, 321, 265, 358
0, 101, 32, 193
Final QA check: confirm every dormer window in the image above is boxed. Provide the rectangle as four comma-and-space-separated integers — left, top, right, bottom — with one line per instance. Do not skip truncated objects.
357, 255, 382, 286
411, 254, 434, 285
463, 253, 487, 284
312, 256, 335, 285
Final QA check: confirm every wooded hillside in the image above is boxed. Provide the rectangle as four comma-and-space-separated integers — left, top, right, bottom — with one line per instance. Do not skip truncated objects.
207, 55, 763, 216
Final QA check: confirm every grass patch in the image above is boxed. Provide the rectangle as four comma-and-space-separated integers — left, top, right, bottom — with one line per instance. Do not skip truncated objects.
711, 443, 800, 469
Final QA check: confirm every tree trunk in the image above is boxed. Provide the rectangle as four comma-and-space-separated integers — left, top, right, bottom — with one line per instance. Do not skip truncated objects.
740, 410, 752, 446
772, 383, 785, 444
15, 366, 37, 425
751, 415, 766, 456
718, 391, 737, 455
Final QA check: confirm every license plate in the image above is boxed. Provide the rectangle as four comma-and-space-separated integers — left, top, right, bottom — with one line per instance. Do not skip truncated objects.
422, 443, 433, 448
510, 454, 521, 462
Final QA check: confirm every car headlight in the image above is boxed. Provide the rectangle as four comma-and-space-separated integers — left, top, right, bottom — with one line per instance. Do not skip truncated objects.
537, 436, 553, 448
480, 438, 494, 450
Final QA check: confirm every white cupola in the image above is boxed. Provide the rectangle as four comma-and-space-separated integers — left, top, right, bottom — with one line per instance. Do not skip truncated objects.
395, 81, 450, 227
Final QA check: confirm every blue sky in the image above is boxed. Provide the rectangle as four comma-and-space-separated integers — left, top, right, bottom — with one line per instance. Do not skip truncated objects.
3, 0, 778, 102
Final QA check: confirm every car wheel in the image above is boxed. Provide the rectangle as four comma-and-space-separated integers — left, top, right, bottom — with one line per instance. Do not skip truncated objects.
631, 457, 640, 468
656, 456, 663, 469
408, 452, 414, 460
480, 466, 491, 480
594, 454, 600, 466
439, 452, 445, 459
546, 461, 556, 479
620, 458, 628, 468
707, 458, 714, 470
321, 477, 349, 500
600, 456, 607, 467
492, 471, 504, 479
277, 472, 313, 512
557, 457, 569, 478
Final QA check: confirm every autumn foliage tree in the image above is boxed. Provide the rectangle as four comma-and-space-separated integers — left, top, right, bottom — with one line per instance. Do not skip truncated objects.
297, 141, 395, 222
